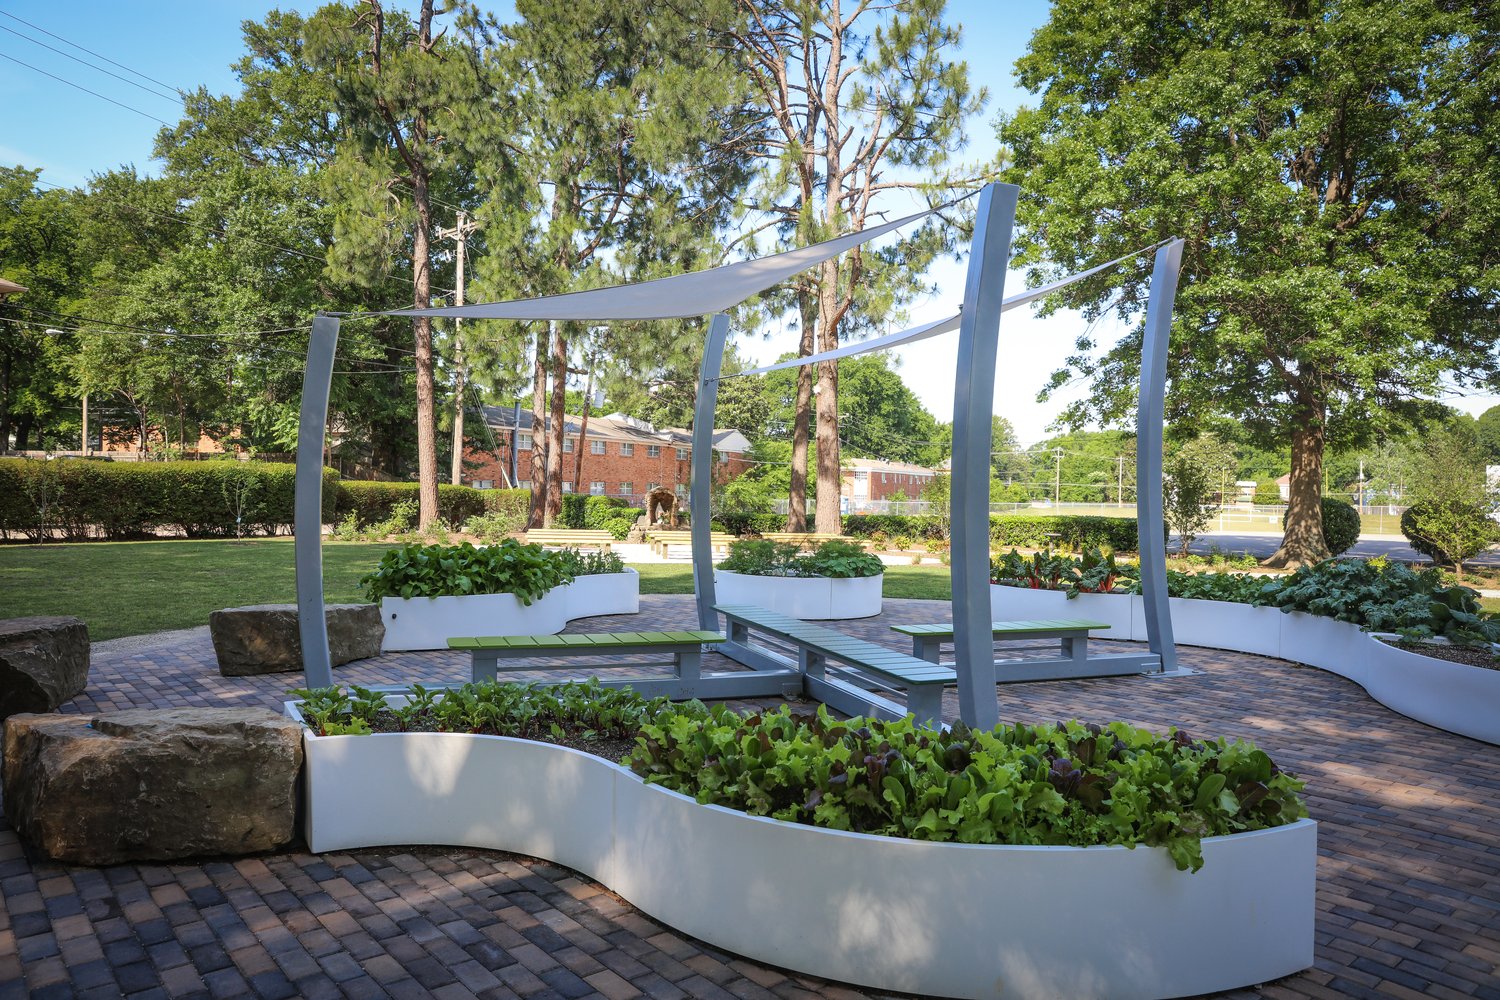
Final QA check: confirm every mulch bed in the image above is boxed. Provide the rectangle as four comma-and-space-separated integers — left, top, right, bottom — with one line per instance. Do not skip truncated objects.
1380, 637, 1500, 670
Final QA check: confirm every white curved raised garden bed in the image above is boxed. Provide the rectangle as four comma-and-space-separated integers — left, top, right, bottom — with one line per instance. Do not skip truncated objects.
715, 570, 882, 619
380, 569, 639, 651
296, 723, 1316, 1000
997, 590, 1500, 745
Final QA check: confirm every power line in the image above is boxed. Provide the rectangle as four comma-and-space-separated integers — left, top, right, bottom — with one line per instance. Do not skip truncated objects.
0, 48, 172, 125
0, 10, 182, 94
0, 24, 181, 103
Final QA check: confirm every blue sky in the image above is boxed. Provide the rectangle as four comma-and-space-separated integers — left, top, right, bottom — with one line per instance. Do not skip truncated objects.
2, 1, 1493, 444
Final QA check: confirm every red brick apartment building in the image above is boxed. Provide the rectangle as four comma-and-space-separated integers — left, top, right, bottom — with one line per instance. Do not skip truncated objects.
841, 456, 938, 507
463, 407, 753, 503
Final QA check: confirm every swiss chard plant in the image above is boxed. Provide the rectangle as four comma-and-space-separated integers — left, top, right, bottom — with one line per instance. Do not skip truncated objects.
552, 546, 627, 577
626, 704, 1308, 872
360, 539, 572, 603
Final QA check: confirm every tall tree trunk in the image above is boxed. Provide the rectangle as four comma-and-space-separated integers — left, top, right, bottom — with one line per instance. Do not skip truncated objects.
529, 328, 548, 528
411, 172, 439, 530
14, 414, 32, 453
813, 260, 842, 534
787, 290, 816, 532
573, 362, 593, 490
544, 322, 568, 526
1266, 392, 1330, 568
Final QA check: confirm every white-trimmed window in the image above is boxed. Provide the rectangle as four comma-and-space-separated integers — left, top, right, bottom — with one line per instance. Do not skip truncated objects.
675, 447, 689, 460
590, 481, 606, 495
562, 481, 574, 493
591, 439, 606, 455
518, 479, 532, 490
675, 483, 688, 496
618, 482, 633, 495
647, 482, 661, 492
619, 442, 634, 456
563, 437, 575, 453
647, 445, 662, 458
473, 480, 494, 489
517, 433, 532, 451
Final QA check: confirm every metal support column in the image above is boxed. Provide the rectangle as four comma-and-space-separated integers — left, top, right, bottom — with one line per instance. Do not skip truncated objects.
1136, 240, 1185, 673
949, 183, 1019, 729
690, 313, 731, 631
294, 314, 340, 690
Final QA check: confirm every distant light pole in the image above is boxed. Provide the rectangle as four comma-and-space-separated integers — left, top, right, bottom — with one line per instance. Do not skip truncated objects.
1052, 447, 1064, 505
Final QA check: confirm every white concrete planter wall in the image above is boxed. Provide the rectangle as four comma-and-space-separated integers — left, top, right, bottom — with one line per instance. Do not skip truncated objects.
297, 723, 1316, 1000
1067, 590, 1138, 635
990, 584, 1070, 620
380, 569, 639, 651
714, 571, 883, 620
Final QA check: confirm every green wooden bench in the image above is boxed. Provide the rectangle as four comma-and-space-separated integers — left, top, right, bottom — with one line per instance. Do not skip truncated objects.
448, 630, 724, 700
715, 603, 952, 725
890, 618, 1156, 682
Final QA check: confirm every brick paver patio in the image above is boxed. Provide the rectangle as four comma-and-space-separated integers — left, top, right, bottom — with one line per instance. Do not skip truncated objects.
2, 594, 1498, 999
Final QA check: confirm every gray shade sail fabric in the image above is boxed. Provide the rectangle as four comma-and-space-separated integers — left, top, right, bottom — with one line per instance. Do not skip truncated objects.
373, 207, 941, 322
724, 313, 962, 378
720, 239, 1167, 380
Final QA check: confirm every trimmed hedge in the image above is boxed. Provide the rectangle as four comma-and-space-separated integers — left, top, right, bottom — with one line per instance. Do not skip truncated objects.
988, 514, 1141, 551
335, 481, 487, 528
481, 488, 530, 521
0, 458, 337, 541
718, 512, 786, 536
842, 513, 946, 540
1281, 497, 1360, 557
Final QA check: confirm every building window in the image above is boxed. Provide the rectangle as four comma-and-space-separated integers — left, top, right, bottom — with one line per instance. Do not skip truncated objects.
518, 480, 532, 490
591, 439, 606, 455
647, 445, 661, 458
619, 442, 634, 457
881, 472, 888, 483
517, 433, 532, 451
675, 483, 688, 496
562, 481, 574, 493
675, 447, 689, 460
718, 451, 729, 463
563, 437, 575, 453
590, 481, 605, 495
473, 480, 494, 490
647, 482, 661, 492
618, 482, 633, 495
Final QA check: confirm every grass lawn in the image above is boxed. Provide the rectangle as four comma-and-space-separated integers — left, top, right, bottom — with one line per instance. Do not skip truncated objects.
0, 539, 957, 641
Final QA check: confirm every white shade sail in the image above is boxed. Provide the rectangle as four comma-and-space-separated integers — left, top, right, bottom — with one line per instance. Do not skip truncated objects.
720, 239, 1168, 378
375, 206, 942, 322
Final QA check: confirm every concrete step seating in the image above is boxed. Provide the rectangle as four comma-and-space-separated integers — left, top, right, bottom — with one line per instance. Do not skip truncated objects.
524, 528, 615, 550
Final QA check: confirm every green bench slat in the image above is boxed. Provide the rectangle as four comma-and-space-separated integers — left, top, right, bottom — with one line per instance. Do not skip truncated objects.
716, 603, 952, 684
890, 618, 1111, 639
450, 630, 726, 651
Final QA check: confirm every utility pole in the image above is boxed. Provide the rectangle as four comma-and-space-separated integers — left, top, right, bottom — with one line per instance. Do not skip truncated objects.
436, 211, 479, 486
1052, 447, 1064, 505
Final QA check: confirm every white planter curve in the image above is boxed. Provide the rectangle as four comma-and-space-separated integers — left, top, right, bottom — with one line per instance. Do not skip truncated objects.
989, 583, 1070, 620
296, 722, 1316, 1000
380, 569, 639, 651
714, 571, 882, 620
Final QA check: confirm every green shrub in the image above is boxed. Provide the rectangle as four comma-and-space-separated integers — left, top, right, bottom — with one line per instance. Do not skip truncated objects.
360, 539, 572, 603
990, 548, 1138, 595
558, 494, 588, 528
1284, 497, 1360, 556
843, 513, 945, 540
628, 704, 1308, 872
988, 514, 1141, 551
717, 512, 785, 536
718, 538, 883, 578
582, 494, 630, 528
604, 511, 641, 540
482, 488, 530, 521
1400, 500, 1499, 572
336, 481, 486, 528
552, 546, 627, 576
462, 509, 525, 542
0, 458, 336, 540
1252, 482, 1284, 505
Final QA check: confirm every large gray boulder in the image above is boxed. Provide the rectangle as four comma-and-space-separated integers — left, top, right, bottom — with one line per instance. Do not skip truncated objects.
2, 707, 304, 865
209, 603, 383, 676
0, 616, 89, 720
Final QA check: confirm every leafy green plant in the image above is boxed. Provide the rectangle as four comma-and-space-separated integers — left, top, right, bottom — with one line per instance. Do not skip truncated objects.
990, 549, 1077, 590
626, 705, 1308, 872
718, 538, 883, 578
892, 534, 912, 552
360, 539, 572, 602
1266, 558, 1500, 646
552, 547, 626, 576
463, 509, 524, 542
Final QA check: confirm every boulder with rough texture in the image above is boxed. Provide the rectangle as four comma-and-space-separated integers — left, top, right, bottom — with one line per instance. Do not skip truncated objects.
2, 707, 304, 864
209, 603, 383, 676
0, 616, 89, 720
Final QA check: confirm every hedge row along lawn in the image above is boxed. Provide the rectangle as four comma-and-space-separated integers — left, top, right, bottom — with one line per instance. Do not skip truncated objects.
0, 539, 957, 640
292, 681, 1310, 873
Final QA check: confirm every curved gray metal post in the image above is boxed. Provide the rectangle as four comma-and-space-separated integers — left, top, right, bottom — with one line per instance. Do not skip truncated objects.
1136, 240, 1185, 673
691, 313, 731, 631
949, 183, 1019, 729
295, 314, 340, 690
